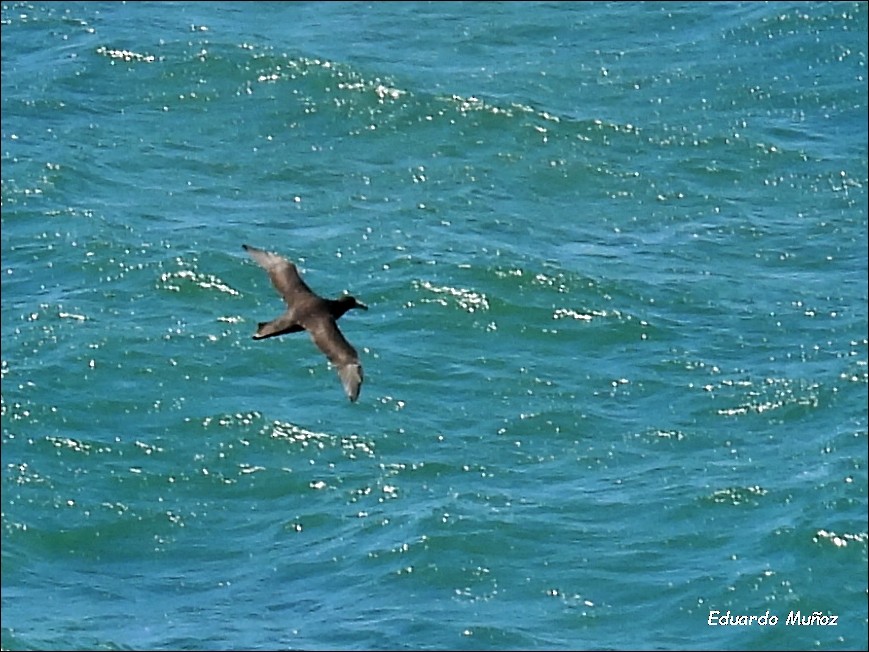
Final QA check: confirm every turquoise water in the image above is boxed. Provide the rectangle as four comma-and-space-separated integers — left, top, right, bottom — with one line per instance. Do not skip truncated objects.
2, 2, 867, 650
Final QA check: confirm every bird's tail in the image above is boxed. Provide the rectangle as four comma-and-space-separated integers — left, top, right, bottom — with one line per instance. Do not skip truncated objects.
253, 321, 271, 340
252, 320, 303, 340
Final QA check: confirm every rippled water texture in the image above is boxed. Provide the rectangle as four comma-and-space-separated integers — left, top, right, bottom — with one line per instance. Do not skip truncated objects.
2, 2, 867, 650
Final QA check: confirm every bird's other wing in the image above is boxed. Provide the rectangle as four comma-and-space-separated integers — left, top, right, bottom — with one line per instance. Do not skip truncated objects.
306, 316, 363, 402
243, 244, 312, 306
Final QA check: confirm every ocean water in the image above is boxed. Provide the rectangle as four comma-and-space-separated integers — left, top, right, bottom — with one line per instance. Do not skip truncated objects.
1, 1, 867, 650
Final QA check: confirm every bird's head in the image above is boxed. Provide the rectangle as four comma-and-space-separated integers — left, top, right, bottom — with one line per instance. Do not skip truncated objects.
345, 295, 368, 311
336, 294, 368, 314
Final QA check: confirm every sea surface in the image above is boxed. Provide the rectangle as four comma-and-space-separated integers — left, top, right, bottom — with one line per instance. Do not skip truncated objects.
2, 2, 867, 650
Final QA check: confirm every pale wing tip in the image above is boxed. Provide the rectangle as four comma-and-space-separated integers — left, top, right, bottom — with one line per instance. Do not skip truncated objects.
339, 364, 363, 402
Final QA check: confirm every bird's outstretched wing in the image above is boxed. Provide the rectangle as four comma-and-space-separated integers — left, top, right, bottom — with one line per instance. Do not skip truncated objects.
306, 316, 363, 402
243, 244, 313, 306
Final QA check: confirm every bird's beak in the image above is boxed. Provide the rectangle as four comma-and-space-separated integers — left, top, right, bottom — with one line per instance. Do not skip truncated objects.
357, 301, 369, 311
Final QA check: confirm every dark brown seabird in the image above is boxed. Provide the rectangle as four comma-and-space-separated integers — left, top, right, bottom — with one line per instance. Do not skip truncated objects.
242, 244, 368, 402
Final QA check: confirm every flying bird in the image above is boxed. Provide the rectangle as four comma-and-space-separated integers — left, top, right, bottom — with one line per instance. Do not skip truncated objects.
243, 244, 368, 402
